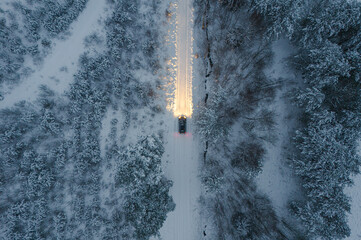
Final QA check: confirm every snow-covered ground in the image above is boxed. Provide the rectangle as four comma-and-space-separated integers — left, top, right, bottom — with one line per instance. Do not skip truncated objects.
154, 0, 202, 239
255, 94, 298, 216
158, 117, 201, 240
255, 39, 300, 218
345, 143, 361, 240
346, 174, 361, 240
0, 0, 107, 109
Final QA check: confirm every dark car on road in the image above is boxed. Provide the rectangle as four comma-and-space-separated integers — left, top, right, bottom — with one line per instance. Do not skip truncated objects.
178, 115, 187, 134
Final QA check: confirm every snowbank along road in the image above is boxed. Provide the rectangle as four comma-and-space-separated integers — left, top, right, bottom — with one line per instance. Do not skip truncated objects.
156, 0, 201, 239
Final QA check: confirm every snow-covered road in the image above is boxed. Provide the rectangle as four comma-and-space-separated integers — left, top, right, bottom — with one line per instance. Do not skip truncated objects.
156, 0, 201, 239
174, 0, 193, 118
159, 121, 201, 240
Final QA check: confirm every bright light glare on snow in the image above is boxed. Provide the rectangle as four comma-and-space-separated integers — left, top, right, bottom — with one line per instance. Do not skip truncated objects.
172, 4, 194, 118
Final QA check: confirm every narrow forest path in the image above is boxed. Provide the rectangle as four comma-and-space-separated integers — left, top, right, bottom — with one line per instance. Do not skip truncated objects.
156, 0, 201, 239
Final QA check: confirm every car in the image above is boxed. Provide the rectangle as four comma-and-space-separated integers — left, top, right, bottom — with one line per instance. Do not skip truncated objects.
178, 115, 187, 134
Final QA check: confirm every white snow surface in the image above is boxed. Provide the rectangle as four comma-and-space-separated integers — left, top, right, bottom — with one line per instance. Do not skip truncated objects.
255, 39, 299, 217
0, 1, 12, 11
0, 0, 107, 109
158, 116, 201, 240
345, 144, 361, 240
346, 174, 361, 240
255, 91, 299, 216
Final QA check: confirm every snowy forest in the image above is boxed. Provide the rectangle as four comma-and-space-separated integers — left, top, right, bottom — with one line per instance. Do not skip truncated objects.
0, 0, 174, 239
0, 0, 360, 239
194, 0, 361, 239
0, 0, 88, 98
